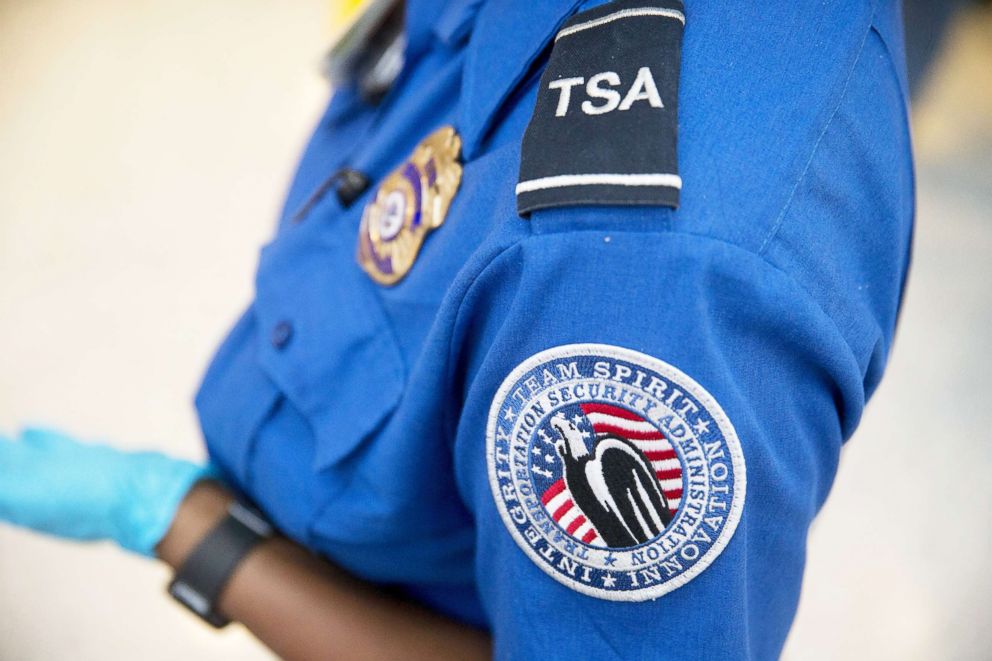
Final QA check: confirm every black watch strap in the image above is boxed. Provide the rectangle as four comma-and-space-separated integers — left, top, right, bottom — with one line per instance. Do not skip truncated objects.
168, 500, 274, 628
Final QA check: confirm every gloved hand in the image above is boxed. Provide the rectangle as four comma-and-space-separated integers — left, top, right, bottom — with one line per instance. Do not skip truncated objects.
0, 427, 222, 558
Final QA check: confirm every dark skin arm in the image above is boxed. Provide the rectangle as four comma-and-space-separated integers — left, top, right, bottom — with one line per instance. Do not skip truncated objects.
155, 480, 491, 661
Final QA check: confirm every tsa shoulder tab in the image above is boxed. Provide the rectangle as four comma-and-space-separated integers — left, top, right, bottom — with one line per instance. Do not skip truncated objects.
516, 0, 685, 215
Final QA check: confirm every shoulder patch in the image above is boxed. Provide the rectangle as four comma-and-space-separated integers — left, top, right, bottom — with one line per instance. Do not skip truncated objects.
516, 0, 685, 215
486, 344, 745, 601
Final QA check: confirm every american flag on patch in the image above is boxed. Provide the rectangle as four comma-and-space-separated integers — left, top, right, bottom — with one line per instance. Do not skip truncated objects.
540, 402, 683, 547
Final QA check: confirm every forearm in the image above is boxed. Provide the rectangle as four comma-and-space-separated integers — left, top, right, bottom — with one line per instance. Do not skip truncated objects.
156, 480, 491, 661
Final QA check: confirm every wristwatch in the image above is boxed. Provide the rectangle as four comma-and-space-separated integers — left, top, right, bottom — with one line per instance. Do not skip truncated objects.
167, 499, 274, 628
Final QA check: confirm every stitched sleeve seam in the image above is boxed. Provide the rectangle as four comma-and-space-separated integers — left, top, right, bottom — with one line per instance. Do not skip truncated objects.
756, 14, 876, 257
442, 237, 532, 443
446, 225, 864, 439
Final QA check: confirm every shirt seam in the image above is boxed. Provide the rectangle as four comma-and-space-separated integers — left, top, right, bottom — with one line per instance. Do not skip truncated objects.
445, 225, 863, 452
443, 237, 532, 444
756, 14, 875, 257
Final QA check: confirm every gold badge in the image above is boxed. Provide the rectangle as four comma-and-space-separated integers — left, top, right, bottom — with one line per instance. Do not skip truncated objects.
357, 126, 462, 285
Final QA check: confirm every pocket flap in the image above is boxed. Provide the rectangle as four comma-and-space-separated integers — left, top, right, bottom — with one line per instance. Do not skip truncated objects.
254, 225, 405, 470
196, 308, 283, 485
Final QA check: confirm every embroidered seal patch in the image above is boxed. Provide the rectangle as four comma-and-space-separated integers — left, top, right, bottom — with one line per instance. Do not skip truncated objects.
487, 344, 745, 601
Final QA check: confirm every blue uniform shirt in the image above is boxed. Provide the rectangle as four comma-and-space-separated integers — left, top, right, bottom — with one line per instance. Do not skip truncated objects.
194, 0, 914, 657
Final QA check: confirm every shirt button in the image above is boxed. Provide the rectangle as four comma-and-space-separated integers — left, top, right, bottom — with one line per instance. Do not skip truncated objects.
270, 321, 293, 350
335, 168, 370, 207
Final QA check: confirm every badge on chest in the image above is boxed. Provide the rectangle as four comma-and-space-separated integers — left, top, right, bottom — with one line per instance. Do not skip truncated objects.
357, 126, 463, 285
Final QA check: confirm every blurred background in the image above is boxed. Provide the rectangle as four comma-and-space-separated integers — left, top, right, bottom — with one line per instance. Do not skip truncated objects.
0, 1, 989, 658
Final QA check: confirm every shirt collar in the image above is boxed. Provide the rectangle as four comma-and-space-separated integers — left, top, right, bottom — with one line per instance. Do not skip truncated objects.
457, 0, 585, 159
407, 0, 605, 158
432, 0, 486, 46
403, 0, 448, 60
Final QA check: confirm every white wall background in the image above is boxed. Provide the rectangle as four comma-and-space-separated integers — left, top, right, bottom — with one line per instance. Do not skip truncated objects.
0, 2, 989, 658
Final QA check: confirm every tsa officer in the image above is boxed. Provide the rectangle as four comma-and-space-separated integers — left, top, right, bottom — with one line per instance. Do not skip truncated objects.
0, 0, 914, 658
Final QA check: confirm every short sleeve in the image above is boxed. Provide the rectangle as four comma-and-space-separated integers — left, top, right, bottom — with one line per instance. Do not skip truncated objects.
442, 4, 911, 655
449, 227, 870, 659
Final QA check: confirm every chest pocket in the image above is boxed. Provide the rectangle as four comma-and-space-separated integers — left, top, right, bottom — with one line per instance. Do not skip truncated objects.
195, 307, 283, 490
253, 216, 406, 474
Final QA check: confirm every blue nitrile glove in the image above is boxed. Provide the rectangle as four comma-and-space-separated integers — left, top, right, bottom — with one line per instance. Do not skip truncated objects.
0, 427, 222, 557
